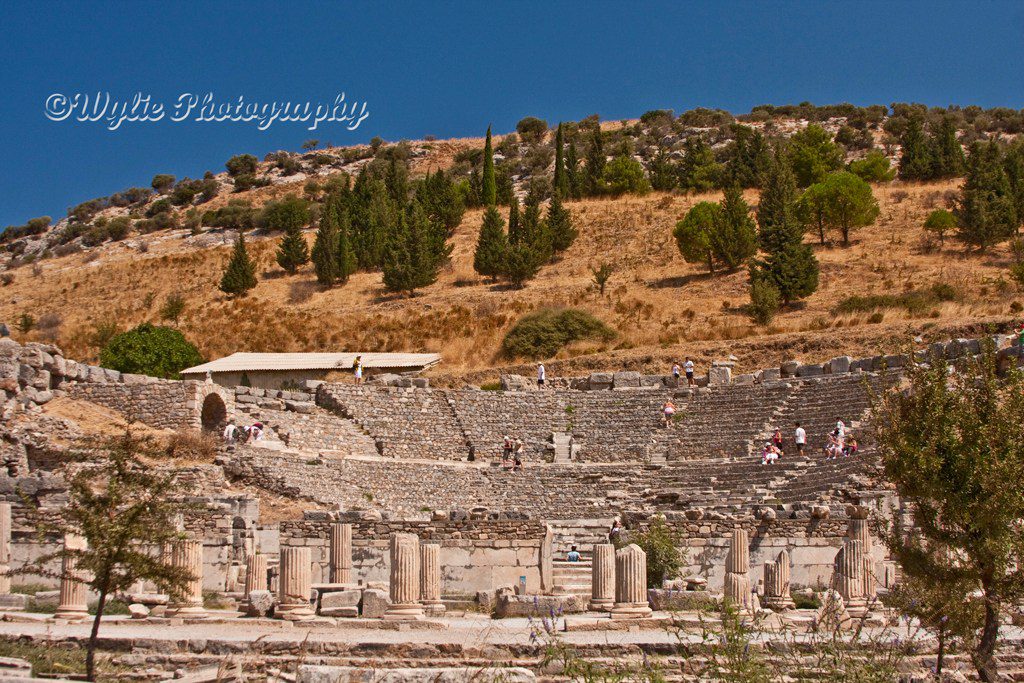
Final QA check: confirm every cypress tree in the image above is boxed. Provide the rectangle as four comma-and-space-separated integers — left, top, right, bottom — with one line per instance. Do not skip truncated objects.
312, 197, 340, 285
565, 141, 582, 199
382, 201, 451, 295
507, 195, 522, 244
482, 125, 496, 206
219, 231, 258, 296
1005, 140, 1024, 233
756, 147, 800, 252
545, 192, 577, 253
930, 116, 966, 179
502, 242, 541, 288
275, 220, 310, 274
898, 118, 934, 181
648, 147, 678, 192
679, 136, 723, 192
553, 123, 568, 197
335, 200, 358, 284
956, 140, 1017, 250
473, 205, 508, 280
584, 125, 606, 196
710, 186, 758, 271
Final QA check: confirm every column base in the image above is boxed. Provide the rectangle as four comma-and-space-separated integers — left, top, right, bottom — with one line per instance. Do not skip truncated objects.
383, 603, 425, 621
589, 598, 614, 612
164, 604, 207, 618
53, 606, 89, 621
761, 596, 796, 611
423, 600, 446, 617
276, 603, 315, 620
610, 602, 652, 620
845, 598, 868, 619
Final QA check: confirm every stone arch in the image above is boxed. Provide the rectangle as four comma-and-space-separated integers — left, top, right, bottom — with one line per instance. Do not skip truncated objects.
200, 392, 227, 432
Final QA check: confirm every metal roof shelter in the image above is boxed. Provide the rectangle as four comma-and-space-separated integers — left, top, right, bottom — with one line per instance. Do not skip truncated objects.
181, 352, 441, 376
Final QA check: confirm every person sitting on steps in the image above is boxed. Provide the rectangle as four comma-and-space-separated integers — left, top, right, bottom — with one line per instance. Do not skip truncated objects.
761, 441, 781, 465
567, 546, 581, 562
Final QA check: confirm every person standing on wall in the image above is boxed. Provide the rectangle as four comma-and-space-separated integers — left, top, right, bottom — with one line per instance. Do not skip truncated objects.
354, 355, 363, 385
537, 363, 546, 388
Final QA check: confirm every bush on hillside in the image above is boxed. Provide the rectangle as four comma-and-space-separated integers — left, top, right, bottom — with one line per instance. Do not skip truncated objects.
99, 323, 203, 380
225, 154, 258, 177
500, 309, 615, 360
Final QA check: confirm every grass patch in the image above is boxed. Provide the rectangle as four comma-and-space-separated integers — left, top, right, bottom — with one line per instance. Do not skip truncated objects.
479, 381, 502, 391
9, 583, 49, 595
0, 639, 85, 676
834, 283, 958, 316
793, 592, 822, 610
500, 308, 615, 360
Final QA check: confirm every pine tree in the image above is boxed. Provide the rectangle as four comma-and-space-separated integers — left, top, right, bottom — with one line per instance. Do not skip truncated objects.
503, 242, 541, 288
674, 201, 720, 274
312, 197, 340, 285
711, 186, 758, 271
482, 125, 496, 206
275, 220, 310, 274
335, 200, 358, 284
726, 125, 771, 188
219, 231, 258, 295
956, 140, 1017, 250
545, 192, 577, 253
565, 141, 582, 199
931, 116, 966, 179
679, 136, 723, 192
507, 195, 522, 244
754, 239, 819, 305
756, 147, 800, 252
553, 123, 568, 197
473, 205, 508, 280
899, 118, 934, 181
1005, 140, 1024, 234
382, 201, 451, 295
416, 169, 465, 235
648, 147, 678, 192
584, 125, 606, 196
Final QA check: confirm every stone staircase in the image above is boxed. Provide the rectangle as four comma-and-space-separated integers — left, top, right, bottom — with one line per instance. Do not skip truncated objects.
551, 559, 592, 597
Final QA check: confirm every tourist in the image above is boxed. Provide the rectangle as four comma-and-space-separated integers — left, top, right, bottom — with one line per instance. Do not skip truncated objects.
824, 430, 841, 460
353, 356, 363, 385
223, 422, 238, 443
794, 422, 806, 456
684, 357, 695, 387
537, 363, 546, 388
661, 399, 676, 427
843, 435, 859, 457
772, 428, 784, 451
567, 546, 581, 562
249, 422, 265, 441
502, 435, 513, 461
835, 417, 846, 439
609, 519, 622, 544
761, 441, 780, 465
672, 362, 681, 386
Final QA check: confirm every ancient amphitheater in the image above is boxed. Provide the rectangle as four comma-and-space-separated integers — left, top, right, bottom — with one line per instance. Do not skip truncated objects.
1, 333, 1022, 680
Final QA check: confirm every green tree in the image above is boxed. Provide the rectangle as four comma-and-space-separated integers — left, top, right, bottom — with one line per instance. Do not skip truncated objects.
602, 155, 651, 196
931, 116, 966, 179
591, 262, 613, 295
872, 344, 1024, 682
219, 231, 258, 296
674, 201, 720, 274
1005, 140, 1024, 233
788, 124, 843, 187
711, 186, 758, 270
502, 242, 542, 288
99, 323, 203, 379
584, 125, 606, 196
564, 141, 583, 199
275, 221, 310, 274
225, 153, 258, 177
924, 208, 956, 245
263, 195, 311, 233
158, 293, 185, 325
382, 201, 451, 295
818, 171, 880, 245
334, 201, 358, 285
849, 150, 897, 183
21, 432, 195, 680
312, 195, 341, 285
632, 516, 684, 587
679, 136, 723, 192
753, 239, 819, 305
544, 192, 577, 254
725, 125, 771, 188
748, 275, 781, 324
648, 147, 679, 192
473, 205, 508, 280
150, 174, 176, 192
482, 126, 496, 206
515, 116, 548, 144
795, 181, 830, 245
756, 147, 799, 251
552, 123, 568, 197
416, 170, 465, 234
956, 140, 1017, 250
898, 118, 934, 181
507, 194, 523, 244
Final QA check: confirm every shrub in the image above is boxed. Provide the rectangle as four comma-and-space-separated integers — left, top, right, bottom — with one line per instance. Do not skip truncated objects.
749, 278, 781, 324
515, 116, 548, 144
163, 430, 218, 462
232, 174, 270, 192
602, 155, 651, 196
99, 323, 203, 379
835, 284, 957, 316
501, 309, 615, 360
924, 208, 957, 245
146, 199, 172, 217
225, 154, 258, 177
151, 174, 176, 192
105, 216, 131, 241
848, 150, 896, 182
632, 516, 683, 587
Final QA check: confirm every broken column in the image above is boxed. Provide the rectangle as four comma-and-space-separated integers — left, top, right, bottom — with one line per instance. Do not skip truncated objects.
724, 528, 753, 613
846, 506, 877, 602
762, 549, 795, 611
590, 543, 615, 612
54, 534, 89, 620
166, 539, 206, 617
277, 547, 314, 619
831, 539, 867, 618
611, 544, 652, 619
419, 543, 445, 617
329, 522, 353, 584
0, 502, 10, 594
242, 552, 267, 614
384, 533, 423, 620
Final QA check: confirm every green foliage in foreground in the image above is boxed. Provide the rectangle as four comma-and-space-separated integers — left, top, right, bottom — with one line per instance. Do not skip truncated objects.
500, 308, 615, 360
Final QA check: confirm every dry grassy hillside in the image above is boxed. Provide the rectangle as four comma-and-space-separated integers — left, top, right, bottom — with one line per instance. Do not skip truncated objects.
2, 178, 1019, 384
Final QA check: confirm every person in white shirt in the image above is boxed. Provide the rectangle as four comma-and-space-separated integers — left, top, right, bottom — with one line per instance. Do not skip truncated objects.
223, 423, 238, 443
794, 422, 806, 455
672, 363, 681, 386
835, 418, 846, 438
537, 363, 546, 387
684, 357, 695, 387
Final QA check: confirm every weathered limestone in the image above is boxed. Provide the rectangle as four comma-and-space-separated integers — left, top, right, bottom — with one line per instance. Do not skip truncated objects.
762, 550, 795, 611
243, 553, 268, 615
0, 503, 10, 594
846, 507, 877, 602
384, 533, 424, 620
724, 528, 752, 613
420, 543, 445, 617
589, 544, 615, 612
277, 547, 314, 619
166, 539, 206, 618
54, 534, 89, 620
610, 544, 652, 619
831, 539, 867, 617
329, 523, 353, 584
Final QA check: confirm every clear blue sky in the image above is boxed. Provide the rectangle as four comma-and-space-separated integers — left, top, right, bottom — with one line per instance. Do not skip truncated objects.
1, 0, 1021, 226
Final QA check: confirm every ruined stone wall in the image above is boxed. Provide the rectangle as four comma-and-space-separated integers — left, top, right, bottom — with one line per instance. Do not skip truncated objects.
279, 514, 546, 595
67, 380, 197, 430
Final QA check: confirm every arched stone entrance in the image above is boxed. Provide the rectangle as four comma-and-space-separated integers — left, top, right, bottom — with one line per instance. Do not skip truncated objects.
200, 392, 228, 432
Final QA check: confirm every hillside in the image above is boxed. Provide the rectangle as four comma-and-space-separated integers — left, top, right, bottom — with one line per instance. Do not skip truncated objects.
2, 105, 1021, 384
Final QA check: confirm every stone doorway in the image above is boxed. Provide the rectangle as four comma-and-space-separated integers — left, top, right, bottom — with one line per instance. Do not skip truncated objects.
200, 392, 228, 432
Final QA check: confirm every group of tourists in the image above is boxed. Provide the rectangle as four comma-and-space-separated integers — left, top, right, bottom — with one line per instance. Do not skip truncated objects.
500, 435, 526, 471
759, 419, 859, 465
671, 358, 696, 387
222, 421, 265, 443
823, 418, 858, 459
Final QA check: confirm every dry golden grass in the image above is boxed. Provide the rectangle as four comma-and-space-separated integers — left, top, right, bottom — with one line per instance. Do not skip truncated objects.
4, 178, 1022, 384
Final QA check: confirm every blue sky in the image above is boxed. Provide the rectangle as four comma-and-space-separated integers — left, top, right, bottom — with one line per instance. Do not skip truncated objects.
1, 0, 1021, 226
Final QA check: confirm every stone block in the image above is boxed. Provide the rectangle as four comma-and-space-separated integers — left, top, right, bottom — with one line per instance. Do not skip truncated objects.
828, 356, 852, 374
761, 368, 781, 382
360, 588, 391, 618
612, 371, 640, 388
708, 366, 731, 385
296, 666, 536, 683
647, 588, 715, 611
245, 589, 275, 617
796, 364, 823, 377
87, 366, 107, 383
883, 354, 906, 369
411, 378, 429, 388
320, 589, 361, 617
0, 594, 28, 610
285, 401, 315, 414
588, 372, 613, 390
103, 368, 122, 383
129, 603, 150, 619
493, 593, 585, 618
640, 374, 665, 387
732, 373, 754, 385
500, 375, 533, 392
780, 360, 800, 377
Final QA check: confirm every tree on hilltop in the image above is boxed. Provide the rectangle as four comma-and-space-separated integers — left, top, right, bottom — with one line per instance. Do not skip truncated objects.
788, 124, 843, 187
482, 126, 496, 206
553, 123, 569, 198
956, 140, 1017, 250
219, 231, 258, 296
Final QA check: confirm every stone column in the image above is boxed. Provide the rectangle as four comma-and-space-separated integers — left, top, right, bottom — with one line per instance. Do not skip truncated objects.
166, 539, 206, 617
590, 544, 615, 612
611, 544, 652, 619
724, 528, 752, 613
54, 534, 89, 620
831, 539, 866, 617
0, 503, 10, 594
244, 553, 267, 596
419, 543, 445, 617
384, 533, 424, 620
846, 507, 877, 601
277, 547, 314, 619
329, 523, 352, 584
762, 549, 795, 610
